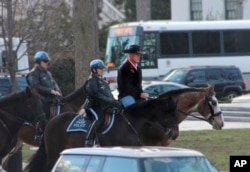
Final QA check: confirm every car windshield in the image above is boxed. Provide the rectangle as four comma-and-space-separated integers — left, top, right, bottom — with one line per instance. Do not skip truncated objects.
162, 70, 187, 83
143, 157, 218, 172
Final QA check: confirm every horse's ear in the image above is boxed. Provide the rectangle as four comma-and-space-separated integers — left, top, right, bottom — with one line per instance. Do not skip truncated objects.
208, 84, 215, 92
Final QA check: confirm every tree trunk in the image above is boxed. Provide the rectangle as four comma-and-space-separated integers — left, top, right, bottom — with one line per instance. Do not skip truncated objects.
73, 0, 100, 88
5, 0, 18, 92
136, 0, 151, 21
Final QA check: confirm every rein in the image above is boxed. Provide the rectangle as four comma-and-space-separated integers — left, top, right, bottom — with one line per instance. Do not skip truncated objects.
178, 96, 222, 122
178, 109, 208, 121
120, 112, 142, 146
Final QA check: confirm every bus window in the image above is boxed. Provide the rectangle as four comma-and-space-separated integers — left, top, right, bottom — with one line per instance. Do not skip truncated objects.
192, 31, 220, 55
223, 30, 250, 54
160, 32, 189, 56
141, 32, 157, 68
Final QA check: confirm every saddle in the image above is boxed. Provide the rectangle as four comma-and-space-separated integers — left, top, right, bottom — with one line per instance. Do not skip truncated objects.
66, 108, 118, 134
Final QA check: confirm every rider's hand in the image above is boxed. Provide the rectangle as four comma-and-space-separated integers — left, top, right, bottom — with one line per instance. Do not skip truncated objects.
140, 92, 149, 99
113, 101, 123, 109
51, 90, 62, 96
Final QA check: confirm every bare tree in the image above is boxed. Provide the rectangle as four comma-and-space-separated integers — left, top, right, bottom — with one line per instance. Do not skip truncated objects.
0, 0, 75, 91
0, 0, 19, 91
73, 0, 99, 88
136, 0, 151, 21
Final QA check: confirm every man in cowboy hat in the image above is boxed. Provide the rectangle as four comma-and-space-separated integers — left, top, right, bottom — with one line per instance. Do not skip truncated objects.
117, 44, 149, 107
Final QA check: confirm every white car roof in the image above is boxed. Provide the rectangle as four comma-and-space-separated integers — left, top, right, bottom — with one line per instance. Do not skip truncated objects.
141, 81, 188, 88
60, 146, 204, 158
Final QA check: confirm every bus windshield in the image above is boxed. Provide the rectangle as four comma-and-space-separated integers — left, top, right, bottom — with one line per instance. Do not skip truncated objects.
105, 35, 140, 68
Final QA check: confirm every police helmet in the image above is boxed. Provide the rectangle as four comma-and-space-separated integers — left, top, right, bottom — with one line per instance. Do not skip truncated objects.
89, 59, 106, 70
34, 51, 50, 63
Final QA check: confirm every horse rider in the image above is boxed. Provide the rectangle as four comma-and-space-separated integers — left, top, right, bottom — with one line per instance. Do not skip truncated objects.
26, 51, 62, 143
81, 59, 122, 147
117, 44, 149, 107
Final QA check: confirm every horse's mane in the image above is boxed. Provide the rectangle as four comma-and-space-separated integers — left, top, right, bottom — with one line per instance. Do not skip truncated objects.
62, 85, 86, 102
125, 96, 176, 115
0, 89, 25, 104
158, 87, 207, 98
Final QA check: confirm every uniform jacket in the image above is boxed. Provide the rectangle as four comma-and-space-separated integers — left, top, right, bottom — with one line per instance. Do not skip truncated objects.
84, 73, 118, 111
117, 60, 143, 100
26, 65, 61, 102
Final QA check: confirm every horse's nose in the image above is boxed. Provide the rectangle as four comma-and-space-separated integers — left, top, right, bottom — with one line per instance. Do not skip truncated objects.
171, 134, 179, 140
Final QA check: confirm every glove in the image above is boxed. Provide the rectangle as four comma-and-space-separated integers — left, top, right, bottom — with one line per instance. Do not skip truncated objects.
112, 100, 123, 109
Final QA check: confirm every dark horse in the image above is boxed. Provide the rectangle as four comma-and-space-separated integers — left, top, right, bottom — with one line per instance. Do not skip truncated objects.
25, 96, 179, 172
0, 87, 44, 170
1, 86, 86, 169
18, 85, 86, 146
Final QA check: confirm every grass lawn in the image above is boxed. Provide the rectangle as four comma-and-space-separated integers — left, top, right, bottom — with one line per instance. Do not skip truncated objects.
171, 128, 250, 172
22, 128, 250, 172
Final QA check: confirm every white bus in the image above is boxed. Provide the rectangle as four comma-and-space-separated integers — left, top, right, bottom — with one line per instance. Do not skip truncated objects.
104, 20, 250, 90
0, 38, 29, 74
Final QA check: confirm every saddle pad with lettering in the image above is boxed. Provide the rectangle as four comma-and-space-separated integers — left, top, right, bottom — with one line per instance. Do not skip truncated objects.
66, 114, 91, 133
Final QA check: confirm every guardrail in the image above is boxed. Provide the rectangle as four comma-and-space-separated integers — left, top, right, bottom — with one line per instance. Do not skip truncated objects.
188, 103, 250, 122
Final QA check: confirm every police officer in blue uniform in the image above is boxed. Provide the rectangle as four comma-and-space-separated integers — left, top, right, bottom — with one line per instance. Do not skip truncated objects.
26, 51, 62, 142
83, 59, 122, 147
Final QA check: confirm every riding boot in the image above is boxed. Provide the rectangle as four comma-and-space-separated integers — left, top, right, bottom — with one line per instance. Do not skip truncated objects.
85, 121, 98, 147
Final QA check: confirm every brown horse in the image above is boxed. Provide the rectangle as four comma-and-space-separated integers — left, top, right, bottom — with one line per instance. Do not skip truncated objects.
25, 85, 224, 172
156, 84, 224, 145
18, 85, 86, 146
0, 87, 44, 170
24, 96, 179, 172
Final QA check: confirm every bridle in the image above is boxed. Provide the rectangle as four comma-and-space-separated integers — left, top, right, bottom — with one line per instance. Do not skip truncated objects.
178, 95, 222, 123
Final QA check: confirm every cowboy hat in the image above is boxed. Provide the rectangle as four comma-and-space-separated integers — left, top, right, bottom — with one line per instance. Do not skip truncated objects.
123, 45, 146, 54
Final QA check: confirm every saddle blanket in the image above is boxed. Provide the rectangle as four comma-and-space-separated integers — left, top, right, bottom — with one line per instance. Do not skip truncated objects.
66, 114, 91, 132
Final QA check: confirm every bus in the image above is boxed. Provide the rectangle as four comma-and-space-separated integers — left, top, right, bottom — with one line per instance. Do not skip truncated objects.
104, 20, 250, 90
0, 37, 29, 74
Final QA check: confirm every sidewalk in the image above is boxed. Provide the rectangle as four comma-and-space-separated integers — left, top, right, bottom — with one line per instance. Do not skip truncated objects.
180, 120, 250, 131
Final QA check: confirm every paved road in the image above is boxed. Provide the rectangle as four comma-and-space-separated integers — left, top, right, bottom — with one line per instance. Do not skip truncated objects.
180, 120, 250, 131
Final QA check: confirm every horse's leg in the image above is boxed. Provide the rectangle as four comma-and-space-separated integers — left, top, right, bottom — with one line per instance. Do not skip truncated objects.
43, 119, 73, 171
2, 139, 23, 170
18, 125, 39, 147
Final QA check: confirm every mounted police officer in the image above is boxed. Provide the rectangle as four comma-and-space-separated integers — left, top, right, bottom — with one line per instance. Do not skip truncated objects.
82, 59, 122, 147
26, 51, 62, 143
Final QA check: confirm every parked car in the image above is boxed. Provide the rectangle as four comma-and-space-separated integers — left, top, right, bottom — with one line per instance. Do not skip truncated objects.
0, 75, 28, 98
162, 65, 248, 100
52, 146, 218, 172
112, 81, 188, 99
231, 94, 250, 103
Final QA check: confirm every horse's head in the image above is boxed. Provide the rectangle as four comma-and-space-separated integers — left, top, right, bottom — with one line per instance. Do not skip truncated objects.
60, 85, 86, 112
198, 85, 224, 130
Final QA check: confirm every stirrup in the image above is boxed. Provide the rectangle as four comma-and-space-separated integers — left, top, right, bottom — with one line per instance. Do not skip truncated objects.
34, 134, 43, 144
84, 139, 94, 147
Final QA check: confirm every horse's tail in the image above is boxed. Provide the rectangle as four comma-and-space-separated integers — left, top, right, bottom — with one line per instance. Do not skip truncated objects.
24, 137, 46, 172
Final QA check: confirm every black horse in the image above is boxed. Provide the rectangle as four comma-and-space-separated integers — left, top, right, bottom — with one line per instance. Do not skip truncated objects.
0, 87, 44, 170
25, 96, 178, 172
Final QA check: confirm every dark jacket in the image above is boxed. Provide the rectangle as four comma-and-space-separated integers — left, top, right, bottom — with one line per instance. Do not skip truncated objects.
117, 60, 143, 100
26, 65, 61, 102
84, 73, 120, 112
